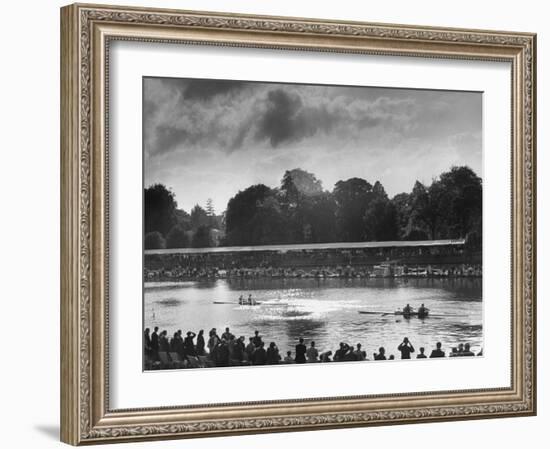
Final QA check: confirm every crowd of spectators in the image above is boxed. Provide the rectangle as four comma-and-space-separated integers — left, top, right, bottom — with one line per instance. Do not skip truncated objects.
146, 244, 478, 271
144, 263, 482, 282
143, 326, 481, 370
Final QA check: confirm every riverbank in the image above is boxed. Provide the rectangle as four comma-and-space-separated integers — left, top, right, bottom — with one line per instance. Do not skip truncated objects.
145, 263, 482, 282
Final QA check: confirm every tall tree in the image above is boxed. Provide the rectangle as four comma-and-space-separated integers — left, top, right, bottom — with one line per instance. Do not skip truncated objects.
280, 168, 323, 206
224, 184, 277, 245
144, 184, 177, 236
279, 168, 335, 243
305, 192, 338, 243
333, 177, 373, 242
391, 192, 413, 239
205, 198, 215, 217
246, 196, 290, 245
364, 182, 398, 241
438, 166, 482, 238
410, 180, 445, 239
190, 204, 209, 229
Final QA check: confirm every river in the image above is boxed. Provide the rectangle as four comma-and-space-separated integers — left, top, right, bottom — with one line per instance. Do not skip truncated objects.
144, 277, 482, 359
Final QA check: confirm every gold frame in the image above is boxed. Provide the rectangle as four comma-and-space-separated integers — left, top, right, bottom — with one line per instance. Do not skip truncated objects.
60, 2, 537, 445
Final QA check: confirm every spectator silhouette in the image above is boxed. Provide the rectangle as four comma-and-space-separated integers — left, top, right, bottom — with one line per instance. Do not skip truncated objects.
266, 342, 281, 365
144, 328, 151, 357
252, 342, 267, 365
284, 351, 294, 363
374, 347, 386, 360
306, 341, 319, 362
196, 329, 205, 355
183, 331, 196, 357
429, 342, 445, 358
150, 327, 159, 360
295, 338, 307, 364
353, 343, 366, 361
397, 337, 415, 359
222, 327, 234, 341
159, 330, 170, 352
462, 343, 475, 356
252, 330, 263, 347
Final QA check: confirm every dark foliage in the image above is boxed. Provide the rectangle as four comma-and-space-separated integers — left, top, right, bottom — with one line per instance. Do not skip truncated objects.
144, 231, 166, 250
166, 225, 190, 249
192, 225, 213, 248
144, 184, 177, 236
145, 166, 482, 248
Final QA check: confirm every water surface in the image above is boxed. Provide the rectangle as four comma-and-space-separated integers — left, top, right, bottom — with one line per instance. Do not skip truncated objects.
144, 277, 482, 359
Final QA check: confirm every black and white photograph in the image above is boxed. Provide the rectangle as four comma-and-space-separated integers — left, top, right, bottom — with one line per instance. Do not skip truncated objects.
142, 76, 483, 371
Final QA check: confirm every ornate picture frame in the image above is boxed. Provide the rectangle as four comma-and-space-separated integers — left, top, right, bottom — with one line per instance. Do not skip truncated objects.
60, 3, 536, 445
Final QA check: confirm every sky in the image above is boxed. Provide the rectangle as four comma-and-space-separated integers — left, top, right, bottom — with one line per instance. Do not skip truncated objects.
143, 77, 482, 215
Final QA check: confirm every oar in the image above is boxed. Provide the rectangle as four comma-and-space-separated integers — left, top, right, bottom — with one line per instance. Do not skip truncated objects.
358, 311, 394, 316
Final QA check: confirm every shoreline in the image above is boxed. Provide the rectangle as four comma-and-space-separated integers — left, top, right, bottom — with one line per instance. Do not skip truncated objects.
144, 271, 483, 283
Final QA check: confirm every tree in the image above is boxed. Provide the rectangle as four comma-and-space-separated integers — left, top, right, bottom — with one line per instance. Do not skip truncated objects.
409, 180, 444, 239
204, 198, 222, 228
224, 184, 275, 245
408, 166, 482, 240
280, 168, 323, 206
190, 204, 209, 229
144, 184, 177, 236
205, 198, 215, 217
144, 231, 165, 250
438, 166, 482, 238
246, 196, 290, 245
166, 225, 189, 249
174, 209, 191, 231
305, 192, 338, 243
333, 177, 374, 242
364, 182, 398, 241
391, 192, 413, 239
279, 169, 337, 243
192, 225, 213, 248
372, 180, 388, 201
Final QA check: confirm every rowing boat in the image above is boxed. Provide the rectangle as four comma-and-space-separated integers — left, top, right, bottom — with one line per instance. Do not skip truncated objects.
394, 310, 429, 318
358, 310, 429, 318
213, 301, 262, 305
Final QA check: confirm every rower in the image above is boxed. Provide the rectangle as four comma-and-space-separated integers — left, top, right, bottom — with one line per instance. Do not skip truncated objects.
418, 303, 428, 317
238, 295, 244, 305
248, 294, 255, 305
403, 303, 413, 315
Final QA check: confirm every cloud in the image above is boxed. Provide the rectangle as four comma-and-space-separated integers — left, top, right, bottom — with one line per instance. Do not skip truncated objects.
154, 126, 192, 154
255, 89, 339, 147
143, 78, 482, 211
181, 78, 247, 101
144, 79, 417, 158
255, 89, 303, 147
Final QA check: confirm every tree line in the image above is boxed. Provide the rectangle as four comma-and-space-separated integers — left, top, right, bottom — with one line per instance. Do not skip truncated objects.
144, 185, 222, 250
144, 166, 482, 250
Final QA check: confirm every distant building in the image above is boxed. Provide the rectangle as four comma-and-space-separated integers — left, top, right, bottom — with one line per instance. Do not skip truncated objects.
209, 228, 225, 247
